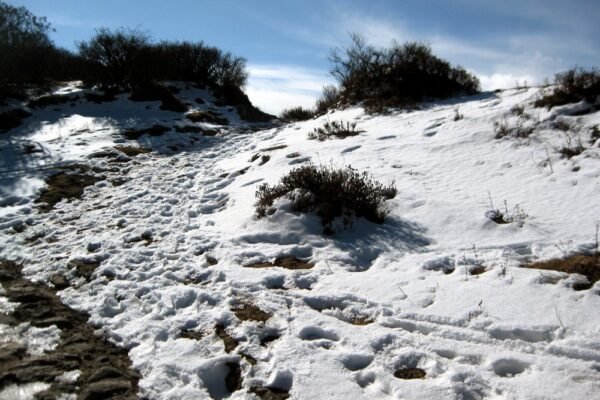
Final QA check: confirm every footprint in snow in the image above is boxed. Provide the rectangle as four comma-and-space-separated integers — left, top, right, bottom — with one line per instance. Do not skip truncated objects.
491, 358, 530, 377
339, 353, 374, 371
341, 145, 361, 154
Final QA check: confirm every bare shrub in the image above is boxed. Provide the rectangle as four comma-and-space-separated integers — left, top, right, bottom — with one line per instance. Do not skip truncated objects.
280, 106, 314, 122
328, 34, 480, 112
307, 120, 363, 141
255, 164, 397, 233
315, 85, 340, 115
535, 67, 600, 110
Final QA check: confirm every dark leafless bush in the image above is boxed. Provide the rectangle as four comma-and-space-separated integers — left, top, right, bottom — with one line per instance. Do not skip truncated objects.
280, 106, 314, 122
307, 120, 362, 141
255, 164, 397, 234
315, 85, 340, 115
535, 67, 600, 110
328, 34, 480, 112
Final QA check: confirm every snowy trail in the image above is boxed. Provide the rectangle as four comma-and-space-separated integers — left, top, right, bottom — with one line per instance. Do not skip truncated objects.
1, 85, 600, 399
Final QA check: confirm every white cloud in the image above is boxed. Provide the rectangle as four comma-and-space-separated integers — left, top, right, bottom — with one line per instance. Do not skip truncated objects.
246, 64, 334, 115
476, 73, 537, 91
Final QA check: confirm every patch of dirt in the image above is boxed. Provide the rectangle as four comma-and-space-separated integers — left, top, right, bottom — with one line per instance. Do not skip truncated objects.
123, 124, 170, 140
206, 255, 218, 266
469, 266, 487, 275
394, 367, 426, 379
0, 259, 140, 399
186, 111, 229, 125
35, 172, 103, 212
522, 254, 600, 290
249, 386, 290, 400
68, 259, 101, 282
232, 303, 271, 323
114, 146, 151, 157
180, 329, 204, 341
245, 256, 314, 270
0, 108, 31, 133
216, 324, 238, 353
240, 353, 257, 365
349, 316, 375, 326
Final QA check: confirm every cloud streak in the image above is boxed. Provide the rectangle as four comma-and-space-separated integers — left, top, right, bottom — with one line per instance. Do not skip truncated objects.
246, 64, 334, 115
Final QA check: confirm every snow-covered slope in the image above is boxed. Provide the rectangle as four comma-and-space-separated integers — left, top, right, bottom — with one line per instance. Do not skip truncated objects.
1, 86, 599, 399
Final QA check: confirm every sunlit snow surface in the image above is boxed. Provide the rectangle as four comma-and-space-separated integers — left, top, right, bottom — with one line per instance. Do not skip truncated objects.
1, 84, 599, 399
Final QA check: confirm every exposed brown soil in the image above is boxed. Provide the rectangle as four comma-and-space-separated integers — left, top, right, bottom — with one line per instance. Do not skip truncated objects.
522, 254, 600, 290
394, 367, 426, 379
0, 259, 140, 399
180, 329, 204, 341
186, 111, 229, 125
349, 316, 375, 326
232, 304, 271, 322
114, 146, 151, 157
206, 256, 218, 266
68, 259, 101, 282
245, 256, 314, 270
35, 172, 102, 212
469, 266, 487, 275
216, 324, 238, 353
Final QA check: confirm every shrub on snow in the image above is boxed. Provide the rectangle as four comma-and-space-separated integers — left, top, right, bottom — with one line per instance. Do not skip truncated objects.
255, 164, 397, 234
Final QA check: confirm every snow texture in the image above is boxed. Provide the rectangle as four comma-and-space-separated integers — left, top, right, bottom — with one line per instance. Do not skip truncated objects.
1, 83, 600, 399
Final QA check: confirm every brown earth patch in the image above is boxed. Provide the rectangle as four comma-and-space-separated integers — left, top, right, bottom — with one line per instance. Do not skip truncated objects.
114, 146, 151, 157
186, 111, 229, 125
67, 259, 101, 282
233, 304, 271, 323
394, 367, 426, 379
245, 256, 314, 270
0, 259, 140, 399
216, 324, 239, 353
35, 173, 102, 212
522, 254, 599, 290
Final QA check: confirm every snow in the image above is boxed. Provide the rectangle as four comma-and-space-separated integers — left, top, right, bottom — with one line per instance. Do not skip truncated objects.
1, 84, 600, 399
0, 382, 52, 400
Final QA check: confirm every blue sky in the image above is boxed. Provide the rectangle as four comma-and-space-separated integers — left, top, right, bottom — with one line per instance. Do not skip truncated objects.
11, 0, 600, 114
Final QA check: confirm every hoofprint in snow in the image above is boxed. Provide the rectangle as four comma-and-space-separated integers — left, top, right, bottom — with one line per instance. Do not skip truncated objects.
1, 84, 599, 399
